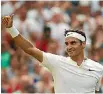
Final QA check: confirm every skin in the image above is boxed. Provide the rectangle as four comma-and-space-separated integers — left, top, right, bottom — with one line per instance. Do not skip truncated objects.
2, 15, 86, 65
2, 15, 43, 62
2, 15, 99, 93
65, 37, 86, 66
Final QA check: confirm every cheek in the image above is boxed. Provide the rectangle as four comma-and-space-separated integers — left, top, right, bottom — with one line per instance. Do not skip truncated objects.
74, 45, 83, 52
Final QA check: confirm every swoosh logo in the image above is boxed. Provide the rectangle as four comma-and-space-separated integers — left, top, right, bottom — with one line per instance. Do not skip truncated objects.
88, 69, 95, 71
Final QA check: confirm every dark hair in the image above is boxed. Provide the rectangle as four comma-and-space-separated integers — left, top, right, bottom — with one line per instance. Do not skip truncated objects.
64, 29, 86, 41
43, 25, 51, 32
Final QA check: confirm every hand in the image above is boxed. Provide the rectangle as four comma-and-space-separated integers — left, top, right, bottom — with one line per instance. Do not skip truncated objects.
2, 14, 14, 28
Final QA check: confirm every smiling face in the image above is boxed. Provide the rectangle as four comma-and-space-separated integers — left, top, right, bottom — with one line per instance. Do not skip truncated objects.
65, 37, 86, 57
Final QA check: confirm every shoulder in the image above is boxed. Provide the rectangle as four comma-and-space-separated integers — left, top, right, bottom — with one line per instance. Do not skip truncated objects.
86, 59, 103, 72
42, 52, 68, 65
42, 52, 68, 71
43, 52, 67, 60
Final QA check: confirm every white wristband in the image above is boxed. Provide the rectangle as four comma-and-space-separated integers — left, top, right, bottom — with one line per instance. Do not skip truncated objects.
6, 26, 20, 38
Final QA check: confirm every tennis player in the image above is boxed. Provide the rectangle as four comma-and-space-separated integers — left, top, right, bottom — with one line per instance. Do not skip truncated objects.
2, 15, 103, 93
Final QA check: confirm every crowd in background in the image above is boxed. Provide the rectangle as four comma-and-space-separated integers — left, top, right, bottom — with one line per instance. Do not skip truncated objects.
1, 1, 103, 93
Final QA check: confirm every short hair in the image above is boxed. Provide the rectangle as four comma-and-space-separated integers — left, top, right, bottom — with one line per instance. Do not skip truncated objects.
43, 25, 51, 32
64, 29, 86, 41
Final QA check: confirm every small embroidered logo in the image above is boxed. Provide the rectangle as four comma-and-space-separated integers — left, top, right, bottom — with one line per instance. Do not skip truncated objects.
88, 69, 95, 71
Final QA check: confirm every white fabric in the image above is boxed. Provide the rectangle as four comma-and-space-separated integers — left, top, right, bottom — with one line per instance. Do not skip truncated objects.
1, 2, 24, 16
7, 26, 19, 38
1, 2, 14, 16
27, 9, 44, 31
51, 7, 71, 23
65, 32, 85, 41
41, 52, 103, 93
27, 9, 38, 20
13, 18, 42, 40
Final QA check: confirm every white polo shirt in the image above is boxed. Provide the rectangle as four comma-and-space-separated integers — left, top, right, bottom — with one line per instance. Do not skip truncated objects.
42, 52, 103, 93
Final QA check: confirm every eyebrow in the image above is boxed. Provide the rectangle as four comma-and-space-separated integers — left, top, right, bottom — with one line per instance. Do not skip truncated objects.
65, 40, 79, 45
70, 41, 77, 43
65, 40, 78, 43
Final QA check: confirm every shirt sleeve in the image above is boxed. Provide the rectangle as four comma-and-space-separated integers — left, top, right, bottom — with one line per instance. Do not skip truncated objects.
95, 69, 103, 91
41, 52, 61, 72
95, 77, 102, 91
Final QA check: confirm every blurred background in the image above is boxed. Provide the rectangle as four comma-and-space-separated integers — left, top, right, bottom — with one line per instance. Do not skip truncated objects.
1, 0, 103, 93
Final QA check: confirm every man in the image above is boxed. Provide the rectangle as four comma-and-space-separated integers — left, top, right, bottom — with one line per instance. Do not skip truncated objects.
2, 15, 103, 93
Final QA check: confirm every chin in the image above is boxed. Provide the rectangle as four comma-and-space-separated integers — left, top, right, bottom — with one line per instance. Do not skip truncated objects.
68, 54, 75, 57
68, 53, 77, 57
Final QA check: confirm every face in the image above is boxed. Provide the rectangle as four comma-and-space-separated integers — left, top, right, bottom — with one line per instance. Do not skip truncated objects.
11, 56, 19, 69
20, 65, 28, 75
65, 37, 86, 57
19, 6, 27, 20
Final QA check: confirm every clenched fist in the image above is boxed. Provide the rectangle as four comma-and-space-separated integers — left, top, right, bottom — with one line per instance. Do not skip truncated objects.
2, 14, 14, 28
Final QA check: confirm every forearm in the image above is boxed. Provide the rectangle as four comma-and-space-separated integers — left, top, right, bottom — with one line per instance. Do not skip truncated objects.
6, 26, 43, 62
2, 15, 43, 62
13, 34, 34, 52
7, 26, 34, 51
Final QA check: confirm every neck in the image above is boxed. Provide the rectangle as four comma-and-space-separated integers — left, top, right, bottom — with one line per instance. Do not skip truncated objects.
71, 51, 85, 66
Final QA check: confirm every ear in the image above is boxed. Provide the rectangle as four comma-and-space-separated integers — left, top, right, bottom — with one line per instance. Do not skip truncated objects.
82, 41, 86, 49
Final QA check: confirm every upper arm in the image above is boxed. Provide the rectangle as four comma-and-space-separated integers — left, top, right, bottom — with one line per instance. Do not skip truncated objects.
26, 47, 43, 62
41, 52, 62, 71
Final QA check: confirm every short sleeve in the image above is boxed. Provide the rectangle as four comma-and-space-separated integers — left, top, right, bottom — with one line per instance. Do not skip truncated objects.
95, 65, 103, 91
41, 52, 61, 72
95, 78, 102, 91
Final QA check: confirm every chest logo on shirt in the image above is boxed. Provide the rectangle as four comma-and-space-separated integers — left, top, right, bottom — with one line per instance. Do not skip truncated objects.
88, 69, 95, 71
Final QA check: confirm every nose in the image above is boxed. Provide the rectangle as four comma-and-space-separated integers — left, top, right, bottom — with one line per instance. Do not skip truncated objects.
66, 45, 72, 51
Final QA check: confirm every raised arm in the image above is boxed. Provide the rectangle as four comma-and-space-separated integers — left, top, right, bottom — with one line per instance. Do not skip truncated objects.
2, 15, 43, 62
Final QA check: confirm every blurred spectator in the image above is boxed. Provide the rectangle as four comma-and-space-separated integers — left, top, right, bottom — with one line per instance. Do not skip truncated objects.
1, 1, 103, 93
1, 1, 16, 16
27, 1, 45, 32
99, 1, 103, 15
6, 55, 20, 79
15, 75, 36, 93
98, 44, 103, 65
36, 69, 53, 93
13, 5, 41, 42
7, 77, 20, 93
36, 25, 53, 52
30, 62, 42, 84
59, 1, 71, 23
15, 47, 36, 73
20, 64, 29, 76
47, 7, 70, 54
1, 40, 15, 69
47, 40, 59, 54
91, 26, 103, 49
1, 1, 24, 16
1, 69, 10, 93
89, 48, 100, 62
90, 0, 100, 14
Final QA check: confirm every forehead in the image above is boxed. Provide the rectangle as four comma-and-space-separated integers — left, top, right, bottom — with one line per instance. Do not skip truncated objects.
65, 37, 79, 42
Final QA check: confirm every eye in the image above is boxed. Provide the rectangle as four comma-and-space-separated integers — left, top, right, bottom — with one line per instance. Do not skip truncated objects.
71, 41, 77, 45
65, 42, 68, 45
